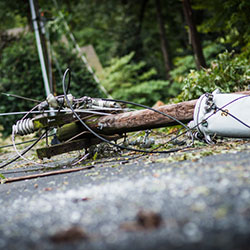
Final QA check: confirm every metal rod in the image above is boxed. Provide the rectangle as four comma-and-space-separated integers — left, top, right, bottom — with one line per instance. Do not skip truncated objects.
29, 0, 51, 97
0, 109, 113, 116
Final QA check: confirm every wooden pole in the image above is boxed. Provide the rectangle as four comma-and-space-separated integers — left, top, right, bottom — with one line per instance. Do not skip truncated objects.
58, 90, 250, 137
85, 99, 197, 135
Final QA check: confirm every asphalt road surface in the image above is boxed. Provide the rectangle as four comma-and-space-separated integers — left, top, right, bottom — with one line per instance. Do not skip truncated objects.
0, 143, 250, 250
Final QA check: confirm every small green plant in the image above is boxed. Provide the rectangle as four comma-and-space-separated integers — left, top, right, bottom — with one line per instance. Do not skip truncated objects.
173, 50, 250, 102
0, 173, 5, 179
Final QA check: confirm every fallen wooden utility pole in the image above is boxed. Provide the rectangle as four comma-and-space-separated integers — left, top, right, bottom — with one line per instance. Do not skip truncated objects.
36, 99, 198, 159
84, 90, 250, 135
85, 99, 197, 135
33, 90, 250, 159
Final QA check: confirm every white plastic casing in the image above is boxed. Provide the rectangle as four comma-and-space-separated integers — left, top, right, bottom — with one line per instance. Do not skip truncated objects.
191, 89, 250, 142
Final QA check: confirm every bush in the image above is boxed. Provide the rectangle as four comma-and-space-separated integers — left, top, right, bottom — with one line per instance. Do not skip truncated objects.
173, 50, 250, 102
169, 42, 226, 94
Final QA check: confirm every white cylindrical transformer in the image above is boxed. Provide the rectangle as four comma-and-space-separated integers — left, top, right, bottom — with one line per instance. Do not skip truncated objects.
190, 89, 250, 143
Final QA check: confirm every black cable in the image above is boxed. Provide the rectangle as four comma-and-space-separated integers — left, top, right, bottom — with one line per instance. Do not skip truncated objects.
100, 97, 195, 150
0, 138, 38, 149
101, 98, 190, 131
0, 132, 46, 169
65, 67, 71, 95
57, 68, 71, 114
62, 68, 191, 154
0, 133, 56, 150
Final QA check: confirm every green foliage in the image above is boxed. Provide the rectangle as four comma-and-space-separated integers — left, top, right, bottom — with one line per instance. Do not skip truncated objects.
170, 42, 226, 82
101, 52, 171, 106
169, 42, 227, 97
0, 32, 101, 137
114, 80, 171, 106
0, 173, 6, 180
194, 0, 250, 50
0, 0, 28, 31
173, 51, 250, 102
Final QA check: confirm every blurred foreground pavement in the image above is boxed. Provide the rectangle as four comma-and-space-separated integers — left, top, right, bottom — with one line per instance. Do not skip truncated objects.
0, 144, 250, 250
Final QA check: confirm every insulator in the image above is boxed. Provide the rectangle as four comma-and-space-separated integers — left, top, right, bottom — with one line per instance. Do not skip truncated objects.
13, 118, 35, 135
91, 98, 120, 108
46, 93, 58, 108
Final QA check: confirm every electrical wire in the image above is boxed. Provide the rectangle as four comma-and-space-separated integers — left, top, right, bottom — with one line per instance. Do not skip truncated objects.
72, 153, 90, 166
4, 103, 54, 169
101, 98, 191, 131
0, 138, 41, 149
11, 128, 53, 169
1, 101, 83, 169
0, 132, 46, 169
0, 91, 120, 169
2, 93, 42, 103
62, 68, 192, 154
0, 104, 49, 169
0, 109, 116, 117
